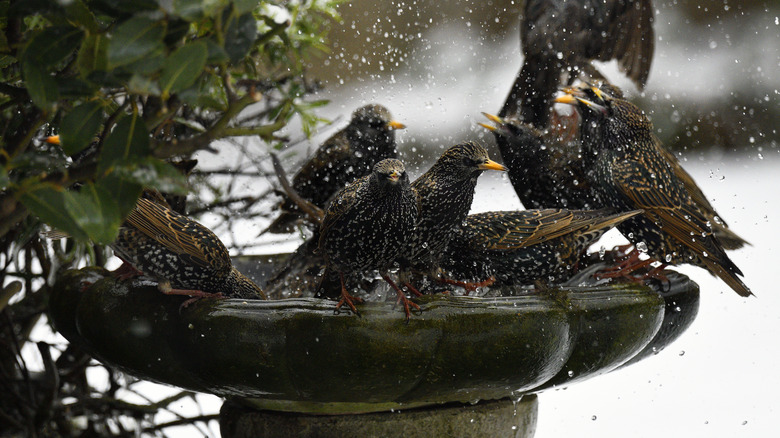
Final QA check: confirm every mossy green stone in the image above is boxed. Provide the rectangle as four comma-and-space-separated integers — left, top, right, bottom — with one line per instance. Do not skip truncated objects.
49, 266, 695, 415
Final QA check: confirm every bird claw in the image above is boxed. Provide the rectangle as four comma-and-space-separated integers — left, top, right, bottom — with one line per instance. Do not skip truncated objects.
437, 276, 496, 295
335, 291, 363, 316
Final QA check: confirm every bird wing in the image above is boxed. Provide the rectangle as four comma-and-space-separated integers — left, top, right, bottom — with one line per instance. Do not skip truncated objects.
592, 0, 654, 89
125, 198, 231, 271
468, 210, 571, 250
317, 175, 365, 250
611, 159, 723, 258
292, 133, 352, 202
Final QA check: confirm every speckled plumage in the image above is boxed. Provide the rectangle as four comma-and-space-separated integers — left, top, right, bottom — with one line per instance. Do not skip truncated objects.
112, 197, 266, 300
501, 0, 654, 124
317, 159, 418, 313
441, 209, 641, 286
403, 142, 507, 274
267, 104, 404, 233
557, 85, 752, 297
482, 113, 595, 210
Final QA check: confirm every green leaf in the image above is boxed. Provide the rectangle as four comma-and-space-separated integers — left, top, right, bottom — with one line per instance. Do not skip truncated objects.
121, 46, 165, 75
22, 60, 59, 111
24, 26, 84, 69
127, 74, 161, 95
77, 34, 109, 76
204, 38, 229, 63
99, 113, 150, 175
172, 0, 204, 20
160, 41, 207, 96
60, 101, 103, 155
100, 174, 143, 219
64, 183, 122, 244
19, 184, 89, 241
64, 0, 99, 33
0, 167, 9, 190
234, 0, 258, 14
111, 158, 189, 196
223, 10, 257, 63
107, 16, 166, 68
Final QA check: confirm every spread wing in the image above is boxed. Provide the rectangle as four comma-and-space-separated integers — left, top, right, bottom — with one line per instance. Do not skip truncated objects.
125, 198, 231, 272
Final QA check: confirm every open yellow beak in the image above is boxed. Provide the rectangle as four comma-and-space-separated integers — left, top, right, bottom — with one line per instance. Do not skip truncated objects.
479, 159, 507, 172
554, 94, 579, 105
481, 112, 503, 124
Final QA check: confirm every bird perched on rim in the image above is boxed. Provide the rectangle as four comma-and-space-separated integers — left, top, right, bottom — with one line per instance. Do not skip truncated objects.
266, 104, 405, 233
480, 113, 595, 210
555, 85, 752, 297
401, 142, 507, 288
317, 159, 419, 319
501, 0, 655, 124
113, 196, 267, 301
440, 208, 642, 286
562, 84, 749, 249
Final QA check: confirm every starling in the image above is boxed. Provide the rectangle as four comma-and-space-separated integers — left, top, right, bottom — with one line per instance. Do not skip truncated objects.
440, 209, 642, 286
480, 113, 595, 210
555, 85, 752, 297
112, 197, 267, 300
317, 159, 419, 317
403, 142, 507, 277
267, 104, 405, 233
562, 84, 749, 249
501, 0, 654, 124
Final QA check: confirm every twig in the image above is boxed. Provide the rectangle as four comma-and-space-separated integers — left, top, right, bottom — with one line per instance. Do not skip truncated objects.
270, 152, 324, 225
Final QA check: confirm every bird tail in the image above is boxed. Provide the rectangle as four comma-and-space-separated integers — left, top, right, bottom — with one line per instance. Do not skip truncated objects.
712, 223, 751, 250
701, 256, 753, 297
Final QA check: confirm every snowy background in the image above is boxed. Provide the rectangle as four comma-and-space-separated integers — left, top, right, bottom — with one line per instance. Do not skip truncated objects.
26, 1, 779, 436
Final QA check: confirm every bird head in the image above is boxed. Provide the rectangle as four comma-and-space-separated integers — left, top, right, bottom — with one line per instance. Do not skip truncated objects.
352, 104, 405, 132
373, 158, 408, 186
556, 83, 654, 148
432, 141, 507, 182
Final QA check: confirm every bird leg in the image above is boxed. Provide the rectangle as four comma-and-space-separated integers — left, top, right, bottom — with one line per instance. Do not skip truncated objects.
270, 152, 325, 226
402, 282, 424, 297
437, 276, 496, 296
112, 261, 144, 281
334, 272, 363, 315
157, 280, 226, 309
382, 274, 421, 322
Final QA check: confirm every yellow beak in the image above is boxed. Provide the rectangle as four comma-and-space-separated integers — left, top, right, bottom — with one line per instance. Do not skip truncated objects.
387, 120, 406, 130
479, 159, 507, 172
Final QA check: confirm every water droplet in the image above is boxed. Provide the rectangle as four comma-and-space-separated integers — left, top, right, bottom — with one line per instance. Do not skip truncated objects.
679, 350, 685, 356
567, 370, 574, 377
591, 415, 598, 421
636, 242, 648, 253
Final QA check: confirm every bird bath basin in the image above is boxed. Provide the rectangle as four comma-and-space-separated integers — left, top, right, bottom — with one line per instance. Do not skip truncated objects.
49, 255, 699, 418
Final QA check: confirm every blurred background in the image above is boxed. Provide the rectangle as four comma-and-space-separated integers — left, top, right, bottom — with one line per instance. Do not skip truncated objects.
237, 1, 776, 437
20, 1, 775, 436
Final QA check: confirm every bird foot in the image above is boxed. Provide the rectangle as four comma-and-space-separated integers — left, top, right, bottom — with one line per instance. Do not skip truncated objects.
383, 275, 420, 322
595, 256, 661, 282
437, 276, 496, 296
111, 261, 144, 281
158, 282, 226, 309
335, 289, 364, 316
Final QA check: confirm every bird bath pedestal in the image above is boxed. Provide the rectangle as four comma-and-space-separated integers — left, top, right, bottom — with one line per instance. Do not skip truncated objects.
49, 261, 698, 438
